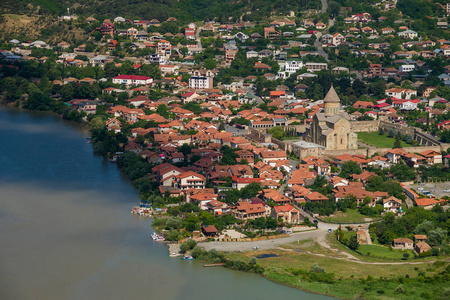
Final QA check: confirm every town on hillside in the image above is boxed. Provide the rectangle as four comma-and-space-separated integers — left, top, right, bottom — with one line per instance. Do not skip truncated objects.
1, 0, 449, 263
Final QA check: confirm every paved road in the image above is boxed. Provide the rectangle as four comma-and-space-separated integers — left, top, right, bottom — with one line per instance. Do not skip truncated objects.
248, 90, 264, 105
313, 34, 328, 61
313, 0, 332, 61
321, 0, 328, 13
198, 229, 326, 252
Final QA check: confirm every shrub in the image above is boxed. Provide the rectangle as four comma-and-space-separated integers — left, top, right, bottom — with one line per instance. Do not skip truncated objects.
395, 284, 405, 294
180, 243, 189, 254
233, 259, 244, 270
311, 263, 326, 273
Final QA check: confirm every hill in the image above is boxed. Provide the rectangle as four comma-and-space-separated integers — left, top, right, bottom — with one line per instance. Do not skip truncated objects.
0, 0, 320, 24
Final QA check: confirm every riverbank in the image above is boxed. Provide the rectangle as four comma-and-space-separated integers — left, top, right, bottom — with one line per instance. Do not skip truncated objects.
2, 106, 329, 300
219, 236, 450, 300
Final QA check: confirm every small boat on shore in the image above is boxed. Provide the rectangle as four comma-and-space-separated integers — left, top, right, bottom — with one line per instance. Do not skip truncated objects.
151, 232, 165, 242
131, 206, 152, 217
182, 255, 194, 260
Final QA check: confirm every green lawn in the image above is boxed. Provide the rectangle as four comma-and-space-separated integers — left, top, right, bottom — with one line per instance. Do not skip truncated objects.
358, 245, 414, 260
321, 209, 380, 223
357, 132, 411, 148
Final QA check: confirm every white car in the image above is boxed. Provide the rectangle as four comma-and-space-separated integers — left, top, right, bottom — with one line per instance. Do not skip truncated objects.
417, 187, 424, 191
443, 189, 450, 192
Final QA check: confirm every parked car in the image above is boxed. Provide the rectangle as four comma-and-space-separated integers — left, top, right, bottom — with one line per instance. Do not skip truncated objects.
423, 190, 430, 194
419, 182, 425, 185
328, 229, 332, 233
418, 187, 424, 191
443, 189, 450, 192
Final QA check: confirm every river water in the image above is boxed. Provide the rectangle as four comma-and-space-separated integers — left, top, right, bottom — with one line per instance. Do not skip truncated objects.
0, 107, 333, 300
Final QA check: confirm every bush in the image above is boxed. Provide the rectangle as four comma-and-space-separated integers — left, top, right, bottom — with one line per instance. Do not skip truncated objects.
191, 246, 208, 259
311, 263, 325, 273
180, 243, 189, 254
395, 284, 405, 294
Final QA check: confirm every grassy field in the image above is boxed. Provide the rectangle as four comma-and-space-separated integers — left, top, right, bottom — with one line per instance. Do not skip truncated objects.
226, 247, 447, 299
357, 132, 411, 148
358, 245, 414, 260
320, 209, 380, 223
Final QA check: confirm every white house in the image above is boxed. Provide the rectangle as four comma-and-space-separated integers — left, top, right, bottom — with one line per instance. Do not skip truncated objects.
234, 32, 249, 42
112, 75, 153, 86
189, 69, 214, 90
246, 50, 258, 59
397, 30, 418, 39
277, 60, 304, 79
399, 64, 415, 72
114, 17, 126, 23
392, 99, 420, 110
385, 88, 417, 99
383, 196, 402, 212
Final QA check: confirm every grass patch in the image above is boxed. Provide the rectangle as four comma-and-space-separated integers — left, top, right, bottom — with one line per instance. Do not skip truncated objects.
321, 209, 380, 223
225, 248, 448, 299
358, 245, 414, 260
357, 131, 411, 148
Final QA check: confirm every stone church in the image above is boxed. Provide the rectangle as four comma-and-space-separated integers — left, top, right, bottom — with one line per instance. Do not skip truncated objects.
304, 86, 358, 150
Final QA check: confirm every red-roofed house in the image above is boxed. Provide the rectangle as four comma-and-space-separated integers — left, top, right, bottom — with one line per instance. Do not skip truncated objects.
415, 198, 439, 209
271, 204, 302, 224
419, 150, 442, 164
174, 171, 206, 190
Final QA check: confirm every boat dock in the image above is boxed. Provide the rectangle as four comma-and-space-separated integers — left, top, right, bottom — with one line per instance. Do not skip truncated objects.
203, 263, 225, 267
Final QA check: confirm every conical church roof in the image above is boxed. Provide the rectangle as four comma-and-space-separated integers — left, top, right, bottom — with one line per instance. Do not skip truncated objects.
323, 85, 340, 103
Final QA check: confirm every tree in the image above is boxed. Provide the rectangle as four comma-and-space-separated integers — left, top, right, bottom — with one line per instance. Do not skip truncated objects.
339, 161, 362, 179
428, 228, 447, 246
348, 235, 359, 251
179, 143, 192, 156
268, 126, 285, 139
394, 135, 402, 149
388, 129, 395, 138
414, 220, 435, 235
90, 116, 105, 131
180, 243, 189, 253
241, 182, 263, 199
204, 58, 217, 70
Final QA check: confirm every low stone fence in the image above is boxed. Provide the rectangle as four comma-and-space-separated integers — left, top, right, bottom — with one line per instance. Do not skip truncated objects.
218, 234, 290, 242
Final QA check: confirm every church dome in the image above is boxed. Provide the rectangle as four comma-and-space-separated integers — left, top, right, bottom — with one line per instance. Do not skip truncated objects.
323, 85, 340, 103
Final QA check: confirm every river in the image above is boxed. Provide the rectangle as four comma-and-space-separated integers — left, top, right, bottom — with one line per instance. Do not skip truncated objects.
0, 107, 333, 300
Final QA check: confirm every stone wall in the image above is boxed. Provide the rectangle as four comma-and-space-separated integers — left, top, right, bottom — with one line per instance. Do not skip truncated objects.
350, 120, 380, 133
271, 137, 290, 151
379, 120, 415, 137
285, 124, 308, 133
323, 145, 445, 159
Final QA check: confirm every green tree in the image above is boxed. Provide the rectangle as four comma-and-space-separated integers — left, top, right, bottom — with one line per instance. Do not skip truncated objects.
268, 126, 285, 139
339, 161, 362, 179
394, 135, 402, 149
348, 235, 359, 251
204, 58, 217, 70
241, 182, 263, 199
428, 228, 447, 246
